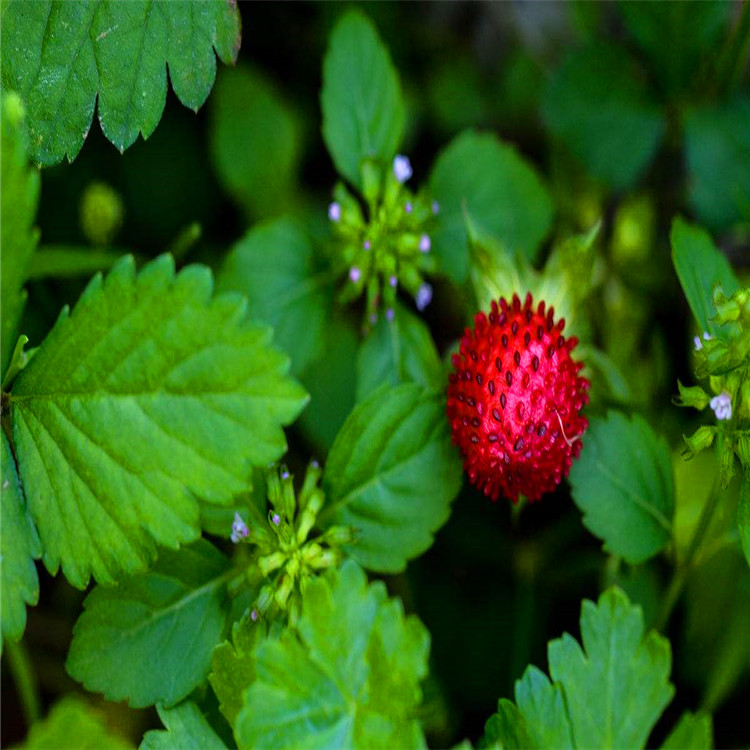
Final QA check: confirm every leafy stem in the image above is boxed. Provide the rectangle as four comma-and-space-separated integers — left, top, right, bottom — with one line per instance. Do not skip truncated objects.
656, 479, 724, 631
6, 640, 42, 728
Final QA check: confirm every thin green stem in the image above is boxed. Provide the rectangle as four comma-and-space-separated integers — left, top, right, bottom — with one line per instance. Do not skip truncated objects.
6, 639, 42, 728
656, 482, 723, 631
716, 0, 750, 96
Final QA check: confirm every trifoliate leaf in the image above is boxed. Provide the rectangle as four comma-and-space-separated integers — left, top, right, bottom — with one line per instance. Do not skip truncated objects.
0, 92, 40, 377
67, 540, 233, 708
1, 430, 40, 649
661, 711, 713, 750
140, 702, 227, 750
684, 98, 750, 231
0, 0, 241, 166
569, 412, 674, 564
321, 10, 405, 190
429, 130, 553, 283
209, 614, 267, 726
541, 44, 665, 191
20, 696, 132, 750
210, 65, 302, 219
320, 384, 462, 573
216, 218, 333, 376
356, 304, 442, 402
670, 217, 740, 336
235, 560, 429, 750
9, 254, 307, 589
547, 587, 674, 749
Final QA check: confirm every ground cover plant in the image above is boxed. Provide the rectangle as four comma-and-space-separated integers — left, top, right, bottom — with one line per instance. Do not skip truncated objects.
1, 2, 749, 748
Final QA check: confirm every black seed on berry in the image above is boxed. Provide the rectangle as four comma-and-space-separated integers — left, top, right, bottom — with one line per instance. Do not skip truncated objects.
506, 371, 513, 386
476, 373, 483, 385
488, 433, 499, 443
537, 325, 544, 341
488, 380, 495, 395
511, 321, 518, 335
471, 417, 481, 428
466, 396, 475, 407
532, 355, 539, 371
514, 351, 521, 366
495, 357, 502, 372
470, 433, 479, 444
537, 423, 547, 436
500, 393, 507, 409
524, 331, 531, 347
492, 408, 501, 421
514, 437, 524, 451
502, 334, 508, 348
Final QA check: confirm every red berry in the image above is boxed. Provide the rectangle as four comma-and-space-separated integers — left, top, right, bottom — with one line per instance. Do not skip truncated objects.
446, 293, 590, 503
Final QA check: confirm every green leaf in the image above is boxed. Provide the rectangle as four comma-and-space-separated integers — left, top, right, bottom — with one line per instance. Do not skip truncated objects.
320, 384, 463, 573
66, 540, 233, 708
547, 587, 674, 749
140, 702, 227, 750
619, 1, 730, 96
429, 130, 553, 283
684, 97, 750, 230
670, 217, 740, 335
210, 65, 302, 218
321, 10, 405, 189
739, 474, 750, 570
216, 218, 333, 376
514, 666, 574, 749
541, 44, 665, 191
9, 254, 307, 588
209, 613, 266, 727
661, 711, 713, 750
1, 430, 40, 648
20, 696, 132, 750
0, 0, 241, 166
1, 92, 40, 378
27, 246, 131, 281
235, 560, 429, 750
356, 304, 442, 402
569, 412, 674, 564
482, 700, 533, 750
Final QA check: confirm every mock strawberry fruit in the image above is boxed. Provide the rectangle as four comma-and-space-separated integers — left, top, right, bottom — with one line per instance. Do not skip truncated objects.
447, 293, 590, 503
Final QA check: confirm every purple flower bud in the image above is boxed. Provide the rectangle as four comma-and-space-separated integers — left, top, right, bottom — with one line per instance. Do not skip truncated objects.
415, 282, 433, 312
405, 201, 413, 214
231, 512, 249, 544
432, 200, 440, 215
693, 335, 703, 351
328, 202, 341, 222
349, 266, 361, 283
311, 459, 320, 469
363, 239, 371, 251
389, 275, 398, 288
271, 512, 281, 526
250, 609, 259, 622
281, 470, 290, 480
369, 312, 378, 325
386, 308, 395, 321
419, 234, 431, 253
710, 391, 732, 421
393, 155, 412, 183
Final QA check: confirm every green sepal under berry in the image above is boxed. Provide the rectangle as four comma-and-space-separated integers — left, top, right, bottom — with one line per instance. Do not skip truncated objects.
9, 253, 308, 589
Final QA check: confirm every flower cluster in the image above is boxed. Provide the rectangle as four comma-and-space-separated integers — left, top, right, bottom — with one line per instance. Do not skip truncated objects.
230, 462, 355, 623
328, 154, 438, 325
676, 286, 750, 485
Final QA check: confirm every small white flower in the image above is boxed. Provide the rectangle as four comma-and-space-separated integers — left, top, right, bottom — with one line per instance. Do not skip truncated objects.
328, 202, 341, 222
393, 155, 412, 183
710, 391, 732, 421
271, 512, 281, 526
415, 282, 432, 311
349, 266, 361, 283
695, 331, 712, 351
231, 512, 249, 543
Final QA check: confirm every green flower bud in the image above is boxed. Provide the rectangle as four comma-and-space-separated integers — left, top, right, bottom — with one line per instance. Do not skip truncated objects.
673, 381, 710, 410
682, 425, 717, 457
719, 445, 736, 488
258, 551, 286, 577
80, 181, 125, 247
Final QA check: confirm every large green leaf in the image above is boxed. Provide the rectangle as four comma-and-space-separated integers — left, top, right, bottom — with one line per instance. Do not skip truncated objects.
684, 98, 750, 231
569, 412, 674, 564
670, 217, 740, 336
541, 44, 665, 191
1, 430, 40, 649
483, 588, 676, 750
0, 92, 40, 377
235, 560, 429, 750
355, 304, 442, 402
9, 254, 307, 588
67, 540, 233, 708
320, 384, 462, 573
321, 10, 405, 189
0, 0, 241, 166
20, 696, 132, 750
210, 65, 301, 219
140, 702, 227, 750
216, 218, 333, 376
428, 130, 553, 283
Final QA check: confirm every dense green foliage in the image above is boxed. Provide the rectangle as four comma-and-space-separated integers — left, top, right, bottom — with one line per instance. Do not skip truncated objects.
1, 3, 748, 749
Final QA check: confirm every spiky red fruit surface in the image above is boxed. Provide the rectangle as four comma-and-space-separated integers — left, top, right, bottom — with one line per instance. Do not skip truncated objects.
446, 293, 590, 503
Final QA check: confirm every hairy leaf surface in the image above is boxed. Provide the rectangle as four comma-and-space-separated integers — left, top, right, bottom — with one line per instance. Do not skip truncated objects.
0, 0, 241, 165
67, 540, 233, 708
321, 384, 462, 573
10, 255, 307, 587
